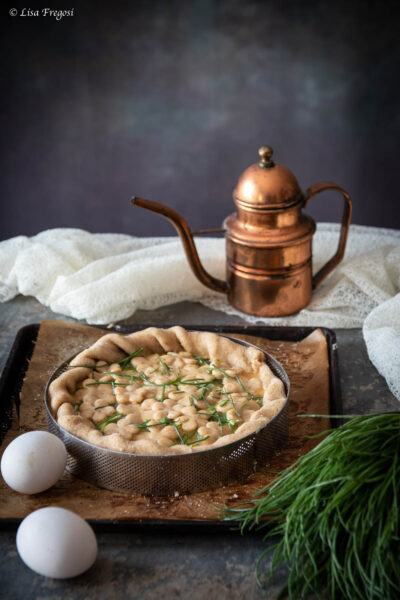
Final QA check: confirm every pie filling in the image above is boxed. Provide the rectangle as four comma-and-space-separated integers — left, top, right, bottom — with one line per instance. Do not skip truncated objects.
69, 349, 270, 449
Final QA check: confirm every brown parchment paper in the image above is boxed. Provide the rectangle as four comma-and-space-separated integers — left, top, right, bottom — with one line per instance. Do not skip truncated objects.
0, 320, 331, 522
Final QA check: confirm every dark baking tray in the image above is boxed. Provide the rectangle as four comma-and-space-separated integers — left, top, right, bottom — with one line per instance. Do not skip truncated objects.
0, 323, 342, 532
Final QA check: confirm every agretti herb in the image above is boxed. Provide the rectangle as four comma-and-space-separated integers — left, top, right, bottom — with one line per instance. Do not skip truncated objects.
94, 412, 124, 433
158, 356, 170, 375
68, 348, 143, 374
207, 364, 232, 378
195, 355, 211, 366
221, 413, 400, 600
128, 416, 210, 446
118, 347, 144, 369
94, 402, 118, 410
234, 374, 263, 407
198, 407, 239, 434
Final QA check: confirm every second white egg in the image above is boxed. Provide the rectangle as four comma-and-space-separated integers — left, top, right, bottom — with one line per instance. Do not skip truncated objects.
16, 507, 98, 578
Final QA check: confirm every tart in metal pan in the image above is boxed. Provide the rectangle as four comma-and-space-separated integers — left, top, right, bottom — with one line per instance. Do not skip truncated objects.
45, 327, 290, 496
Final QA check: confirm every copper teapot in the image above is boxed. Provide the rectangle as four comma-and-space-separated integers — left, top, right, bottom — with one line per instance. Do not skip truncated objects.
132, 145, 352, 317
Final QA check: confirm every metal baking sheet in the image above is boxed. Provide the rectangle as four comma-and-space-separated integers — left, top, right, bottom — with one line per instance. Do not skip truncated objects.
0, 323, 342, 531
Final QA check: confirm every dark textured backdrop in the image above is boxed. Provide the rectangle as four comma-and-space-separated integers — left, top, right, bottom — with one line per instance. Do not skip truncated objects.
1, 0, 399, 240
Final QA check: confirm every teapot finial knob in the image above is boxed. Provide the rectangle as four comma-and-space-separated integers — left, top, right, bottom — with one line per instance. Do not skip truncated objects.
258, 145, 275, 168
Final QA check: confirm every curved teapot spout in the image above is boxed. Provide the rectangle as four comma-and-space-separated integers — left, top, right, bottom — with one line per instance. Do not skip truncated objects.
132, 197, 228, 294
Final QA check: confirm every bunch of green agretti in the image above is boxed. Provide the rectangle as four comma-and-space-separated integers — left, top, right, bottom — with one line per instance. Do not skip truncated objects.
222, 413, 400, 600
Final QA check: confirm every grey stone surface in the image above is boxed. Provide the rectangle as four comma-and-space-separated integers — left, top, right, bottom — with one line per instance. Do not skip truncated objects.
0, 528, 279, 600
0, 297, 397, 599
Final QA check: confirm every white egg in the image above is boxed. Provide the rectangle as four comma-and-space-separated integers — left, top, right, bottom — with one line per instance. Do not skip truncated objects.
0, 431, 67, 494
16, 507, 98, 578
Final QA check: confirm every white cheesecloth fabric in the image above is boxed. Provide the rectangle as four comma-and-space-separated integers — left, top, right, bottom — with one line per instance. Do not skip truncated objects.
0, 224, 399, 400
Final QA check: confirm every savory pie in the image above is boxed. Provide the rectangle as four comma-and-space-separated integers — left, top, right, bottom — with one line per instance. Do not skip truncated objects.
49, 326, 286, 455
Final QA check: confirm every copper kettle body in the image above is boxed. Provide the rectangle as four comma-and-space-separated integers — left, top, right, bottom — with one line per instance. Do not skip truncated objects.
132, 146, 352, 317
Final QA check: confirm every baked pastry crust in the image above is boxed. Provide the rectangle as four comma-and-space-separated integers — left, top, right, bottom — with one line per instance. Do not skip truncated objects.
49, 326, 286, 454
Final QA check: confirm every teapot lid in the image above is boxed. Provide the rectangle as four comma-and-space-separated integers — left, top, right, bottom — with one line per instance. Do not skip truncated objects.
234, 146, 303, 208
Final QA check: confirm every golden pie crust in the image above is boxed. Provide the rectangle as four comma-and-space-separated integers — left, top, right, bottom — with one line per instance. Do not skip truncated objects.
49, 326, 286, 455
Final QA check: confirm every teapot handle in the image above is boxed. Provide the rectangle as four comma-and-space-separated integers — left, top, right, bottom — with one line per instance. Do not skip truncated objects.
304, 182, 352, 289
